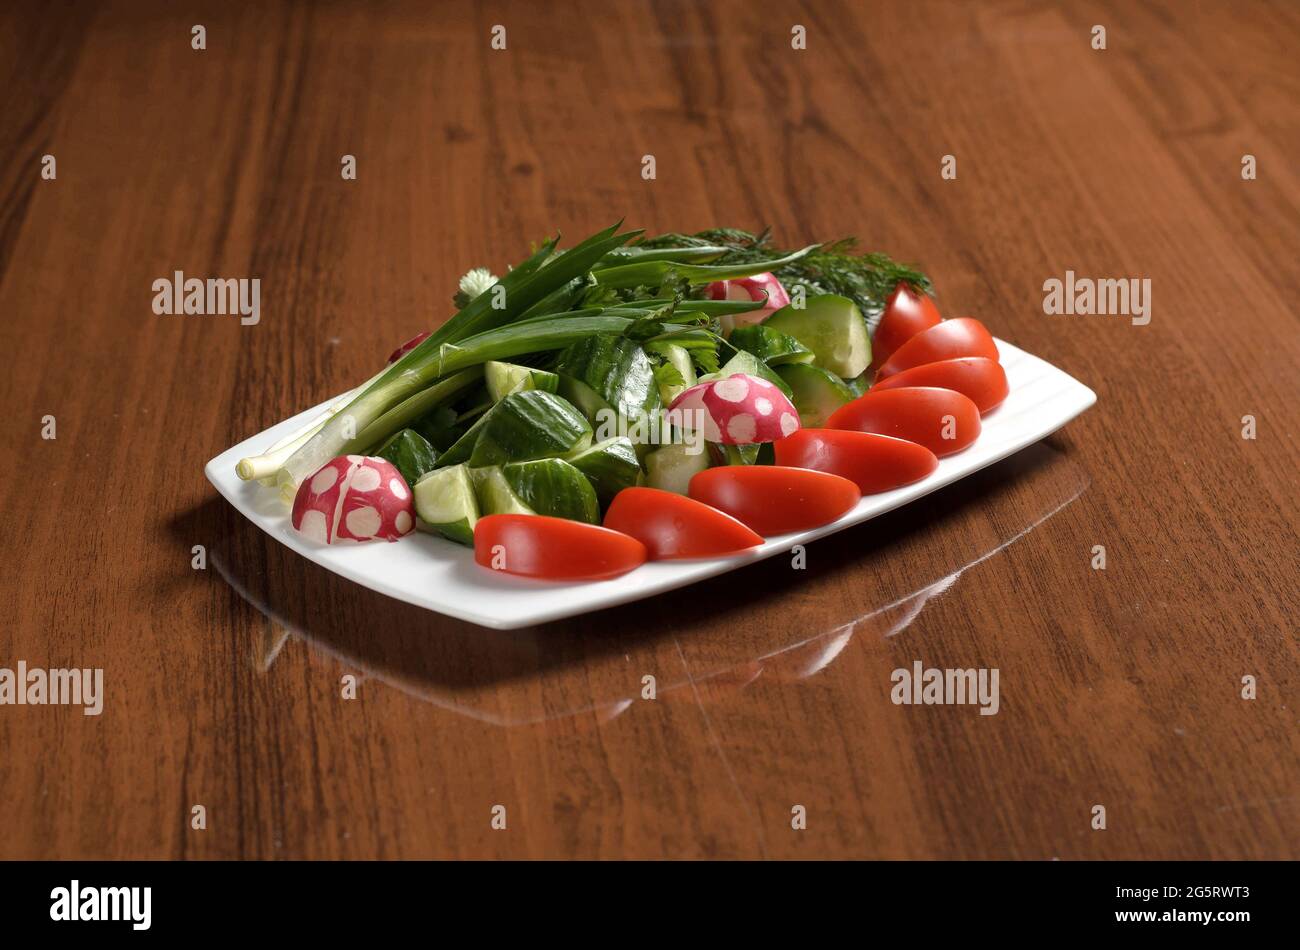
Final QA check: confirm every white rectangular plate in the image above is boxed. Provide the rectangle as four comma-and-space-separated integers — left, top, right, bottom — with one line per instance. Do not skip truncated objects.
206, 338, 1095, 629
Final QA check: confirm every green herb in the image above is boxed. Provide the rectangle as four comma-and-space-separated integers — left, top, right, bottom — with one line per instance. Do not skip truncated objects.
636, 228, 932, 326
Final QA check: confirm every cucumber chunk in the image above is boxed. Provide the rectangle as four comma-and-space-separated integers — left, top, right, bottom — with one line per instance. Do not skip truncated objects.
375, 428, 439, 487
762, 294, 872, 378
654, 343, 697, 405
645, 442, 711, 495
567, 437, 644, 506
502, 458, 600, 524
554, 335, 662, 440
468, 390, 593, 467
471, 466, 534, 516
413, 464, 480, 546
728, 325, 815, 366
484, 360, 560, 403
777, 362, 856, 427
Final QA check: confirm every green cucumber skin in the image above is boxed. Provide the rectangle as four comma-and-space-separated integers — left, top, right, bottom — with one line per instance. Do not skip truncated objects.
728, 325, 815, 367
777, 362, 855, 427
568, 437, 644, 506
502, 458, 600, 524
762, 294, 872, 378
645, 442, 710, 495
554, 335, 663, 429
467, 390, 593, 467
484, 360, 560, 403
412, 465, 480, 546
471, 466, 534, 516
376, 428, 439, 487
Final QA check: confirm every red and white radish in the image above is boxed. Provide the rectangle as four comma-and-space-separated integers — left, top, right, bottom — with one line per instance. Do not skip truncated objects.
667, 373, 800, 444
387, 331, 430, 364
292, 455, 415, 544
706, 272, 791, 334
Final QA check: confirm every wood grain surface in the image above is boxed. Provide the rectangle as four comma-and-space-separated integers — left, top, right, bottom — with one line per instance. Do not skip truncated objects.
0, 0, 1295, 860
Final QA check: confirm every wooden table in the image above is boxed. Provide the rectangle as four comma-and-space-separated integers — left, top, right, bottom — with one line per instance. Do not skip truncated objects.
0, 0, 1295, 860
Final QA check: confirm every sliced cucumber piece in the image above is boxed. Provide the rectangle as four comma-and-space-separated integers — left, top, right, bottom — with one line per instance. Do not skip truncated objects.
502, 458, 600, 524
413, 464, 479, 546
376, 428, 439, 487
645, 442, 711, 495
845, 372, 871, 398
484, 360, 560, 403
777, 362, 856, 427
567, 437, 643, 506
762, 294, 872, 378
655, 343, 697, 405
468, 390, 593, 467
471, 466, 534, 516
434, 404, 495, 468
728, 325, 815, 366
554, 335, 662, 439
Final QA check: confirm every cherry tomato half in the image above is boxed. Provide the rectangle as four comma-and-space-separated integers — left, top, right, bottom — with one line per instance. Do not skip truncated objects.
474, 514, 646, 580
604, 487, 764, 559
826, 386, 981, 457
774, 428, 938, 494
689, 465, 860, 536
873, 283, 942, 368
875, 318, 998, 381
870, 357, 1009, 414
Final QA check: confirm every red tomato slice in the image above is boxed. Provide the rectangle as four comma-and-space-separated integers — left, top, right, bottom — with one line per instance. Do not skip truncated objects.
826, 386, 981, 457
689, 466, 860, 536
870, 357, 1009, 414
603, 487, 763, 559
875, 318, 998, 381
474, 514, 646, 580
873, 283, 942, 368
774, 428, 938, 494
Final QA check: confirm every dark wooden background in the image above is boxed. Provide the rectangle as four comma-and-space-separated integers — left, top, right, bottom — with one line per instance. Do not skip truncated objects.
0, 0, 1295, 860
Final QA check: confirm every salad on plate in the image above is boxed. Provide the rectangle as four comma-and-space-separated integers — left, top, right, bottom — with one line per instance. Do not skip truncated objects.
233, 224, 1009, 581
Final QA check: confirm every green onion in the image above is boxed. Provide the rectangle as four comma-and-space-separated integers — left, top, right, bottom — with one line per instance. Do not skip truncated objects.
590, 244, 819, 290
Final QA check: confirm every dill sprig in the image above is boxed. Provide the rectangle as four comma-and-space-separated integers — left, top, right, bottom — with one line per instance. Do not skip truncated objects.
636, 228, 932, 326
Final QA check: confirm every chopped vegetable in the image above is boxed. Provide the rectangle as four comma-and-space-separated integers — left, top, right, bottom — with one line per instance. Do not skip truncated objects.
873, 284, 941, 368
875, 318, 998, 381
603, 487, 763, 559
869, 357, 1009, 414
776, 362, 855, 427
644, 442, 710, 495
762, 294, 872, 378
464, 390, 593, 467
827, 387, 981, 456
706, 272, 791, 333
567, 437, 644, 505
292, 456, 414, 543
501, 458, 600, 524
688, 465, 860, 536
413, 464, 479, 545
668, 373, 800, 444
473, 514, 647, 580
773, 429, 938, 494
728, 325, 814, 366
376, 428, 439, 487
484, 360, 560, 402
